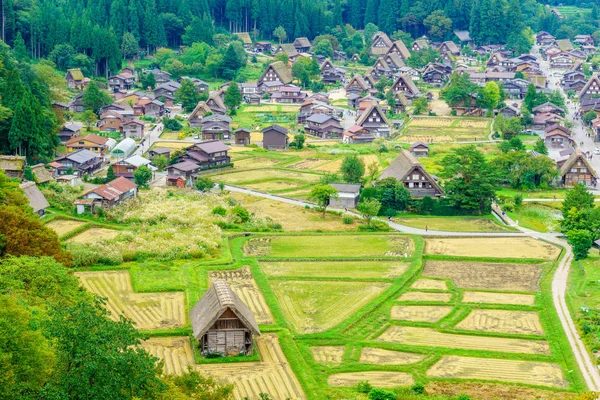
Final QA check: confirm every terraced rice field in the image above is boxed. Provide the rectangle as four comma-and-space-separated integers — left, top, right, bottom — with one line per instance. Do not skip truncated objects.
261, 260, 409, 279
462, 291, 536, 306
215, 169, 321, 184
328, 371, 413, 388
424, 237, 560, 259
427, 356, 568, 388
423, 260, 542, 292
410, 118, 455, 127
390, 305, 453, 322
68, 228, 121, 243
311, 346, 345, 364
209, 267, 273, 324
270, 280, 390, 333
410, 278, 448, 290
377, 326, 550, 355
142, 337, 195, 375
286, 158, 329, 170
76, 271, 185, 330
152, 141, 192, 150
244, 235, 413, 258
456, 120, 488, 128
46, 219, 86, 236
245, 180, 306, 191
234, 157, 282, 169
195, 334, 306, 400
397, 291, 453, 302
359, 348, 425, 365
315, 159, 343, 173
455, 310, 544, 336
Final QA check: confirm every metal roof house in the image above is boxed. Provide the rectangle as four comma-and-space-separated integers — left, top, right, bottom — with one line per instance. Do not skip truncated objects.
190, 280, 260, 356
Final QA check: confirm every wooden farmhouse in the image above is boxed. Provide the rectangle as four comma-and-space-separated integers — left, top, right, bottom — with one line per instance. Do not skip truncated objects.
410, 142, 429, 157
391, 74, 420, 99
412, 39, 429, 51
258, 61, 293, 91
439, 41, 461, 56
58, 122, 83, 143
190, 280, 260, 356
65, 68, 88, 90
355, 103, 390, 138
293, 37, 311, 53
75, 177, 138, 214
379, 150, 443, 198
20, 181, 50, 217
386, 40, 411, 60
261, 125, 289, 150
345, 75, 370, 94
234, 128, 251, 145
370, 32, 393, 55
558, 149, 597, 188
579, 75, 600, 112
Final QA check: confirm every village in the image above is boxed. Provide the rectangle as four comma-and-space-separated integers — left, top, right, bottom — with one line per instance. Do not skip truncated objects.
3, 4, 600, 400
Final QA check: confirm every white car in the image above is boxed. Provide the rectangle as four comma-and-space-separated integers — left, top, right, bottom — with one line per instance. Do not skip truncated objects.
594, 148, 600, 155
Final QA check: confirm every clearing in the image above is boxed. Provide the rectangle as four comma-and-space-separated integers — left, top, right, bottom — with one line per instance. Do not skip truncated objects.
359, 348, 425, 365
390, 305, 453, 322
424, 237, 560, 259
328, 372, 413, 388
397, 291, 453, 302
462, 291, 536, 306
76, 271, 185, 330
68, 228, 121, 243
260, 260, 408, 279
377, 326, 550, 355
270, 280, 390, 333
423, 260, 542, 292
455, 309, 544, 336
243, 235, 413, 258
46, 219, 86, 236
311, 346, 345, 365
427, 356, 568, 388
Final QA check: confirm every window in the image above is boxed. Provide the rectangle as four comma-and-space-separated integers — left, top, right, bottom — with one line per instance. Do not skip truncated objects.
581, 168, 587, 173
412, 174, 419, 180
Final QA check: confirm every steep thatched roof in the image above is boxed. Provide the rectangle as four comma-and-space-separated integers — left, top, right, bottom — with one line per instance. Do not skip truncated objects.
388, 40, 411, 60
378, 150, 444, 194
560, 149, 597, 178
190, 280, 260, 340
263, 61, 293, 84
31, 164, 53, 183
234, 32, 252, 45
67, 68, 84, 80
0, 155, 25, 172
278, 43, 298, 57
19, 181, 50, 213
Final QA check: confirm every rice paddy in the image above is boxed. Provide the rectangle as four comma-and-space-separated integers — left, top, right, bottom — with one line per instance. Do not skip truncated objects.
390, 305, 453, 322
261, 260, 409, 279
46, 219, 86, 236
397, 291, 453, 302
311, 346, 345, 365
424, 237, 560, 260
68, 228, 121, 243
462, 291, 536, 306
455, 309, 544, 336
359, 348, 425, 365
328, 372, 414, 388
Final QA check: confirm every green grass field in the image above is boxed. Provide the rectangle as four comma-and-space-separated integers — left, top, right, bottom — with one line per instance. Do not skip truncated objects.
507, 204, 562, 233
394, 215, 513, 232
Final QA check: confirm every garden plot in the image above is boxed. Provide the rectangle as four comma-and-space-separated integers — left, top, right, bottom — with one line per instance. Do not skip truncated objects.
462, 291, 536, 306
397, 291, 452, 302
286, 158, 330, 170
456, 120, 488, 128
423, 260, 542, 292
410, 278, 448, 290
410, 118, 455, 127
424, 237, 560, 260
377, 326, 550, 355
390, 305, 453, 322
141, 337, 195, 375
403, 135, 454, 143
455, 310, 544, 336
315, 159, 343, 173
427, 356, 568, 388
261, 260, 409, 279
243, 235, 414, 258
245, 180, 307, 192
195, 334, 306, 400
359, 348, 425, 365
151, 141, 192, 150
270, 280, 390, 333
214, 169, 321, 185
328, 371, 413, 388
68, 228, 121, 243
311, 346, 345, 365
46, 219, 86, 236
209, 267, 273, 324
76, 271, 185, 330
234, 157, 282, 169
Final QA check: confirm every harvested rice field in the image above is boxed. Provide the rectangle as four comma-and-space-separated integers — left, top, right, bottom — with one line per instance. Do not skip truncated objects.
151, 141, 192, 150
328, 371, 414, 388
286, 158, 329, 170
208, 267, 273, 324
397, 291, 453, 302
311, 346, 345, 364
315, 159, 343, 173
76, 271, 185, 330
270, 280, 390, 333
377, 326, 550, 355
455, 309, 544, 336
359, 348, 425, 365
245, 180, 306, 191
243, 235, 413, 258
195, 334, 306, 400
233, 157, 282, 169
214, 169, 321, 184
46, 219, 86, 236
390, 305, 453, 322
462, 291, 536, 306
141, 337, 194, 375
410, 118, 455, 127
393, 216, 510, 232
261, 260, 409, 279
423, 260, 542, 292
410, 278, 448, 290
424, 237, 560, 259
427, 356, 568, 388
68, 228, 121, 243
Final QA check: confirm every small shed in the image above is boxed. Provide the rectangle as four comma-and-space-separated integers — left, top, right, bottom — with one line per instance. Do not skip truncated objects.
409, 142, 429, 157
190, 280, 260, 356
234, 128, 251, 145
329, 183, 361, 208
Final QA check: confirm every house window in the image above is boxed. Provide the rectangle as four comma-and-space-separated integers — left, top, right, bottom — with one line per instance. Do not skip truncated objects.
581, 168, 587, 173
412, 174, 419, 180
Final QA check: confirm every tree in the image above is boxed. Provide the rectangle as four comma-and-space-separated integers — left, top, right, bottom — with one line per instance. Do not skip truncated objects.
439, 145, 497, 214
441, 72, 477, 107
524, 84, 537, 111
368, 177, 411, 213
220, 44, 243, 80
175, 79, 200, 113
82, 81, 112, 115
492, 151, 557, 189
121, 32, 139, 59
496, 116, 523, 140
153, 155, 168, 171
534, 138, 548, 155
133, 165, 152, 188
308, 184, 338, 218
23, 166, 35, 182
294, 133, 305, 149
561, 183, 596, 234
160, 369, 234, 399
106, 165, 116, 182
358, 198, 381, 227
182, 14, 215, 46
224, 83, 242, 115
479, 81, 501, 112
423, 11, 452, 41
291, 58, 311, 88
195, 177, 214, 192
312, 40, 334, 58
273, 26, 287, 44
340, 154, 365, 183
568, 229, 593, 260
412, 97, 429, 115
142, 72, 157, 90
367, 162, 380, 182
49, 44, 75, 70
12, 32, 28, 61
82, 110, 98, 129
583, 111, 597, 125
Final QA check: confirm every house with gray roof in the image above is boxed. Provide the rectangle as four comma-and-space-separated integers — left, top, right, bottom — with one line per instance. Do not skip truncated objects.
329, 183, 361, 208
378, 150, 443, 198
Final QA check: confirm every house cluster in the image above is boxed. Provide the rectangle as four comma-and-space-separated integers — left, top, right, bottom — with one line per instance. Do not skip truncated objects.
531, 102, 566, 129
166, 140, 232, 187
578, 74, 600, 114
536, 32, 592, 69
296, 95, 342, 139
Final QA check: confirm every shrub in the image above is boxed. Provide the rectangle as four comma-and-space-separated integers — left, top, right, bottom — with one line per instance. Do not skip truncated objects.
355, 380, 372, 394
368, 388, 396, 400
411, 383, 425, 395
195, 177, 214, 192
342, 215, 354, 224
212, 206, 227, 216
231, 205, 250, 223
513, 194, 523, 210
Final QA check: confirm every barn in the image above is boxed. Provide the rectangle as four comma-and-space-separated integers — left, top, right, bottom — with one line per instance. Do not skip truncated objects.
190, 280, 260, 356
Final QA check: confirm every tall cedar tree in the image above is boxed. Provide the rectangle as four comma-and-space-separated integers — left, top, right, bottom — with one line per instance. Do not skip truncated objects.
175, 79, 201, 112
224, 83, 243, 114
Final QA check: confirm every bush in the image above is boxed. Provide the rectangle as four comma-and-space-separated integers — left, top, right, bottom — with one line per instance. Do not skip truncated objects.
212, 206, 227, 216
231, 205, 250, 223
368, 388, 396, 400
355, 380, 372, 394
411, 383, 425, 395
342, 215, 354, 224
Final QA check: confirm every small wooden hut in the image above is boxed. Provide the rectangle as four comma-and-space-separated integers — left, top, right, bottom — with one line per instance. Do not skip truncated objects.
189, 280, 260, 356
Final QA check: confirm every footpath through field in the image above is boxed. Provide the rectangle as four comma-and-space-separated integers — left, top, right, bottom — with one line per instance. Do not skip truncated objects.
224, 184, 600, 392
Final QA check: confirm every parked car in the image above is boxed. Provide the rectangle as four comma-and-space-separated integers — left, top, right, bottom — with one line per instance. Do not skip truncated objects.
594, 148, 599, 155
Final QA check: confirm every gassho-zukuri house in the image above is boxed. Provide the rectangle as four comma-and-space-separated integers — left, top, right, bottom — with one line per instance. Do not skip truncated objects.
190, 280, 260, 356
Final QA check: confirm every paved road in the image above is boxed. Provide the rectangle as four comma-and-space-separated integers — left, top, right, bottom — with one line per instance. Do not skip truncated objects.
225, 183, 600, 390
134, 122, 163, 157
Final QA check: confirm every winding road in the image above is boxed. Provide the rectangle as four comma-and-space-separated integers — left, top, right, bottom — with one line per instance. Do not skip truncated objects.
225, 184, 600, 392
